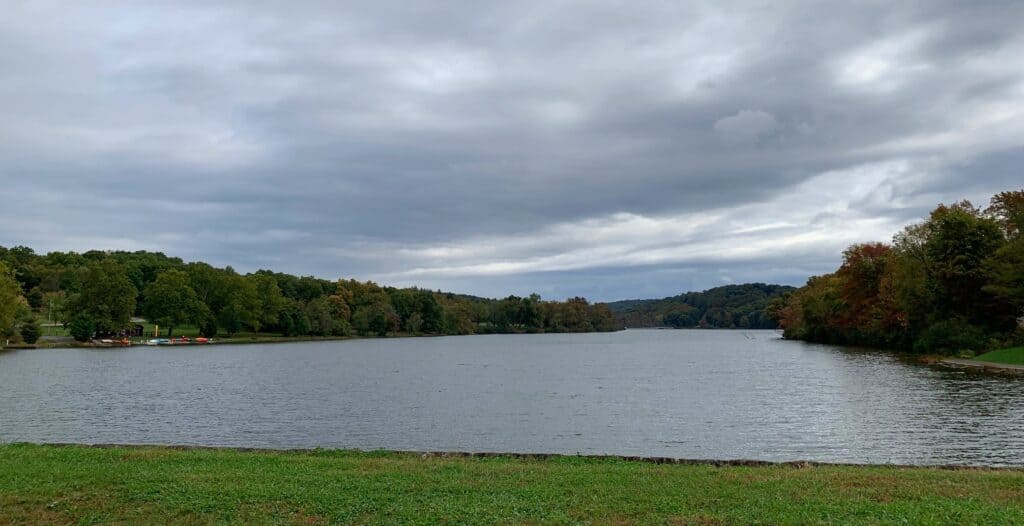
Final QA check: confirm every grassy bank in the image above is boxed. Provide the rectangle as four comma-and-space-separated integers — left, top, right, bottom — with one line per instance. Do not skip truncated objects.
37, 322, 298, 341
1, 444, 1022, 525
27, 327, 455, 350
975, 346, 1024, 365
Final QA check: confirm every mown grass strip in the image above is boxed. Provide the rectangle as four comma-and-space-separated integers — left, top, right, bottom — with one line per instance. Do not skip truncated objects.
1, 443, 1022, 525
976, 346, 1024, 365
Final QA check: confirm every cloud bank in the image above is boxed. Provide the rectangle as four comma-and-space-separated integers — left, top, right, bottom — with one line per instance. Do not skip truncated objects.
2, 1, 1023, 300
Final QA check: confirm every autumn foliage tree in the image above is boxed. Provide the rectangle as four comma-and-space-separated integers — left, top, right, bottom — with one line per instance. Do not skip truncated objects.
778, 189, 1024, 354
986, 190, 1024, 240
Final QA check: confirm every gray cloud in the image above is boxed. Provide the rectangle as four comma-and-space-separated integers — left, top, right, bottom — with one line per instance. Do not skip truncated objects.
2, 0, 1023, 301
713, 110, 778, 144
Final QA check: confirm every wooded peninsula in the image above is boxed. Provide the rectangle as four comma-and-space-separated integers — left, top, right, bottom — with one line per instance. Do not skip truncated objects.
0, 247, 619, 345
775, 189, 1024, 355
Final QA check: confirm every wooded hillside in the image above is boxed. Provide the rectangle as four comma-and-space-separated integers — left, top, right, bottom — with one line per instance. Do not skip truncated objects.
607, 283, 794, 329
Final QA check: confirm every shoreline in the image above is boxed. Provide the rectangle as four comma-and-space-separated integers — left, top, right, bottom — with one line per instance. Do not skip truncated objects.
9, 333, 366, 351
13, 334, 1024, 378
940, 357, 1024, 374
11, 328, 627, 351
24, 442, 1024, 471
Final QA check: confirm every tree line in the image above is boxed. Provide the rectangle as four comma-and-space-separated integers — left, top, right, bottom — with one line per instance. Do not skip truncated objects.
0, 248, 619, 343
773, 189, 1024, 354
608, 283, 794, 329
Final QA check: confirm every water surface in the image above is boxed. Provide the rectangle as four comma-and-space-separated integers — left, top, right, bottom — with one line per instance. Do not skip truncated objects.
1, 330, 1022, 466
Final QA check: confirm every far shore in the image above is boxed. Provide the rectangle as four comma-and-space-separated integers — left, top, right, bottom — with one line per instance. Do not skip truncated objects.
6, 328, 630, 351
6, 333, 371, 351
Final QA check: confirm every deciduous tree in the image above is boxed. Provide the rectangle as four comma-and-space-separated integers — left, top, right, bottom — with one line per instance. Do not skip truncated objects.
142, 270, 208, 338
67, 260, 137, 334
20, 317, 41, 344
0, 262, 25, 340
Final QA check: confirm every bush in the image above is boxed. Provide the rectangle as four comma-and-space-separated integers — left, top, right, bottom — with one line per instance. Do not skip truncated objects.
19, 318, 41, 344
26, 289, 44, 310
331, 319, 352, 337
956, 349, 976, 359
199, 317, 218, 338
997, 327, 1024, 349
912, 318, 991, 354
67, 314, 96, 342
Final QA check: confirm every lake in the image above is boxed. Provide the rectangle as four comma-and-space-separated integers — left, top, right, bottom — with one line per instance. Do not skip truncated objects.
1, 330, 1022, 466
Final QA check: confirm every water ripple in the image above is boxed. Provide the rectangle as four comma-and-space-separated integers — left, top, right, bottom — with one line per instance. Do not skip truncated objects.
1, 330, 1022, 466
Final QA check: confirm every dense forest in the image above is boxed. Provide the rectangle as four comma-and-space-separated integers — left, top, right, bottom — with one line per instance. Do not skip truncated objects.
775, 189, 1024, 354
607, 283, 794, 329
0, 247, 619, 344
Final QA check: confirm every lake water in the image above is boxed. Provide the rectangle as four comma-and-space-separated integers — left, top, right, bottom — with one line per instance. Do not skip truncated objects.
1, 330, 1022, 466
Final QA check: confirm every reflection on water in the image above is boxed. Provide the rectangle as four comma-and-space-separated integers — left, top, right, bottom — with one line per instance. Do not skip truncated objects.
1, 330, 1022, 466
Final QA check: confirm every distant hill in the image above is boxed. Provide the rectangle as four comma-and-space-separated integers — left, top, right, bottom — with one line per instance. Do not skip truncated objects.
607, 283, 795, 329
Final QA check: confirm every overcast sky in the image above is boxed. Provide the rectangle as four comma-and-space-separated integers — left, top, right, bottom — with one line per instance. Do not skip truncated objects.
2, 1, 1023, 301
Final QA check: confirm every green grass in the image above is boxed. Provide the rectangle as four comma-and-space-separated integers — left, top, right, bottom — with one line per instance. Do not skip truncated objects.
33, 317, 273, 340
38, 323, 70, 337
975, 346, 1024, 365
31, 319, 312, 347
1, 444, 1022, 525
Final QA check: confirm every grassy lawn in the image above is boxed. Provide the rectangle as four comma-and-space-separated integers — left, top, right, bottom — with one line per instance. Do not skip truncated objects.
1, 444, 1022, 525
35, 317, 270, 340
975, 347, 1024, 365
35, 320, 295, 345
